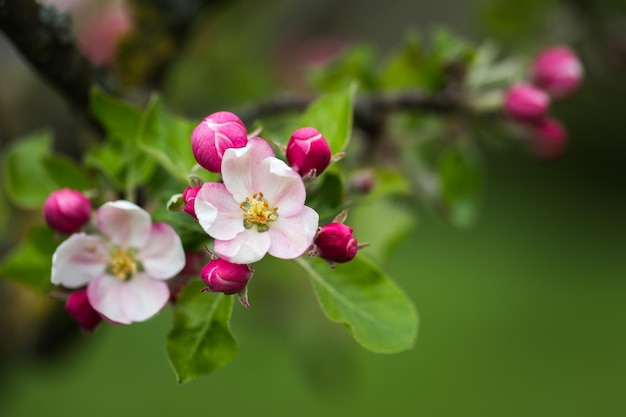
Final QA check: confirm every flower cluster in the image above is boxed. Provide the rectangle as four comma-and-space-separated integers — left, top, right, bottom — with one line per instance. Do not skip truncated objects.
503, 45, 583, 159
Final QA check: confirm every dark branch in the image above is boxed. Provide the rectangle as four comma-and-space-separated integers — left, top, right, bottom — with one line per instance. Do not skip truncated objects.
0, 0, 99, 111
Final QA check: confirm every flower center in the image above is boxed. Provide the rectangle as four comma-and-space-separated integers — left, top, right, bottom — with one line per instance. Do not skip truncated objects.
107, 248, 139, 281
240, 192, 278, 233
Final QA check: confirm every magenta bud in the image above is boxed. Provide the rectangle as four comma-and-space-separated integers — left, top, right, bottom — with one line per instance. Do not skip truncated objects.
530, 118, 568, 159
43, 188, 92, 234
286, 127, 331, 177
201, 258, 252, 295
504, 83, 551, 123
191, 111, 248, 173
531, 45, 583, 97
65, 289, 102, 333
313, 222, 358, 263
182, 186, 201, 219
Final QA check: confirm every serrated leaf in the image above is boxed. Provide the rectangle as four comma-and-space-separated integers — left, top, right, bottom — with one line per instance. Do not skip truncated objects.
296, 255, 418, 353
0, 227, 56, 292
166, 280, 238, 384
299, 82, 357, 155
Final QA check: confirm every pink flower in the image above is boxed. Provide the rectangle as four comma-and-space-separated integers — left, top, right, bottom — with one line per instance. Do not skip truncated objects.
286, 127, 331, 177
191, 111, 248, 173
503, 83, 551, 123
51, 201, 185, 324
531, 45, 583, 97
194, 138, 319, 264
43, 188, 92, 234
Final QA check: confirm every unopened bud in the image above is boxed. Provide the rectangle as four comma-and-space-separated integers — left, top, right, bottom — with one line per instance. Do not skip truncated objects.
182, 186, 201, 219
530, 117, 568, 159
286, 127, 331, 178
504, 83, 550, 123
43, 188, 92, 234
65, 289, 102, 333
201, 258, 252, 295
313, 222, 358, 264
191, 111, 248, 173
531, 45, 583, 97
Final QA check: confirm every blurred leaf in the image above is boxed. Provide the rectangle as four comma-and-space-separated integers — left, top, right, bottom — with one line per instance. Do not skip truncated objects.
90, 87, 142, 142
84, 141, 127, 189
42, 155, 93, 191
431, 27, 475, 63
307, 171, 345, 218
166, 280, 238, 384
299, 82, 357, 155
349, 199, 415, 264
381, 32, 438, 90
437, 142, 484, 228
310, 44, 378, 92
296, 255, 418, 353
0, 227, 56, 292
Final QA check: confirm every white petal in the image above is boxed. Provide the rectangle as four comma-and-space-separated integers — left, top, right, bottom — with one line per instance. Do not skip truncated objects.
195, 182, 244, 240
214, 228, 271, 264
139, 222, 186, 280
97, 201, 151, 248
256, 157, 306, 217
221, 137, 275, 202
87, 273, 169, 324
268, 206, 319, 259
51, 234, 107, 288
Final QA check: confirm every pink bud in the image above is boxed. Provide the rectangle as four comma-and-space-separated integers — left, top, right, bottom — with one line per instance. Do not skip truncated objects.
313, 222, 358, 263
531, 46, 583, 97
66, 289, 102, 333
43, 188, 92, 234
201, 258, 252, 295
286, 127, 331, 177
182, 186, 201, 219
529, 117, 568, 159
504, 83, 551, 123
191, 112, 248, 173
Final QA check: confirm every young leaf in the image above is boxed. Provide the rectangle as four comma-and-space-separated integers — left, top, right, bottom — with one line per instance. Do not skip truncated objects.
296, 255, 418, 353
166, 280, 238, 384
299, 82, 357, 155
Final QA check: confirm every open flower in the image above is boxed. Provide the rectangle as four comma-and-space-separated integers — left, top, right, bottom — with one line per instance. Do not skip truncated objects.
51, 201, 186, 325
194, 138, 319, 264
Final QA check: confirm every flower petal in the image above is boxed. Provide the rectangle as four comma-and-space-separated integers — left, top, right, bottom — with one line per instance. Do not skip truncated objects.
214, 228, 271, 264
221, 137, 275, 202
97, 201, 151, 248
51, 233, 107, 288
268, 206, 319, 259
139, 222, 186, 280
87, 273, 169, 324
195, 182, 244, 240
256, 157, 306, 216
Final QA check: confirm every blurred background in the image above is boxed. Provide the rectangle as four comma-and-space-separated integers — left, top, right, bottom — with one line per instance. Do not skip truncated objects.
1, 0, 626, 416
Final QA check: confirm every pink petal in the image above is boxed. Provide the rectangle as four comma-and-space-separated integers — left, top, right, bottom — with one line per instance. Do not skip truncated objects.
195, 182, 244, 240
268, 206, 319, 259
87, 273, 169, 324
221, 137, 275, 202
139, 222, 186, 280
214, 228, 272, 264
256, 157, 306, 217
97, 201, 151, 248
51, 233, 107, 288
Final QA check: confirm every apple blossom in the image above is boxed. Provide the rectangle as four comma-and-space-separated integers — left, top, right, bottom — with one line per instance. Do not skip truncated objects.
43, 188, 92, 234
286, 127, 332, 177
191, 111, 248, 173
194, 137, 319, 264
51, 201, 186, 325
531, 45, 583, 97
312, 222, 358, 264
201, 258, 253, 295
503, 83, 551, 123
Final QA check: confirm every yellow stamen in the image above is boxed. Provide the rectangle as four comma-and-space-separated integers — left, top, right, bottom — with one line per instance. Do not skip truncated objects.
108, 248, 138, 281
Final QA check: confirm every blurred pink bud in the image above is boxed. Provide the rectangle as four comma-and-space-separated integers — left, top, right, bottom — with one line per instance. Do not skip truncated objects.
201, 258, 252, 295
182, 186, 201, 219
504, 83, 551, 123
65, 289, 102, 333
531, 46, 583, 97
43, 188, 92, 234
349, 169, 376, 195
286, 127, 331, 178
191, 112, 248, 173
313, 222, 358, 264
530, 118, 568, 159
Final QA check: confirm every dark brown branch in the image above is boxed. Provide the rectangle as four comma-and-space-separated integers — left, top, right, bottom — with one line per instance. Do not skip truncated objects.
0, 0, 99, 111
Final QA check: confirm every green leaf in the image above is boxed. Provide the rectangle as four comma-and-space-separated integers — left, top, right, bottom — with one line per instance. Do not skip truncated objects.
90, 87, 142, 143
299, 82, 357, 155
42, 155, 93, 191
307, 170, 345, 218
166, 280, 238, 384
437, 142, 484, 228
380, 32, 438, 90
309, 44, 378, 92
296, 255, 418, 353
0, 227, 56, 292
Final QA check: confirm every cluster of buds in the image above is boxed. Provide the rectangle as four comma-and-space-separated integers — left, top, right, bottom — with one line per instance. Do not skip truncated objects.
503, 45, 583, 159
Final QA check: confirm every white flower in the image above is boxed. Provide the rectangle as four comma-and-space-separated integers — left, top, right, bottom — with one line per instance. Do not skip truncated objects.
51, 201, 186, 325
194, 138, 319, 264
